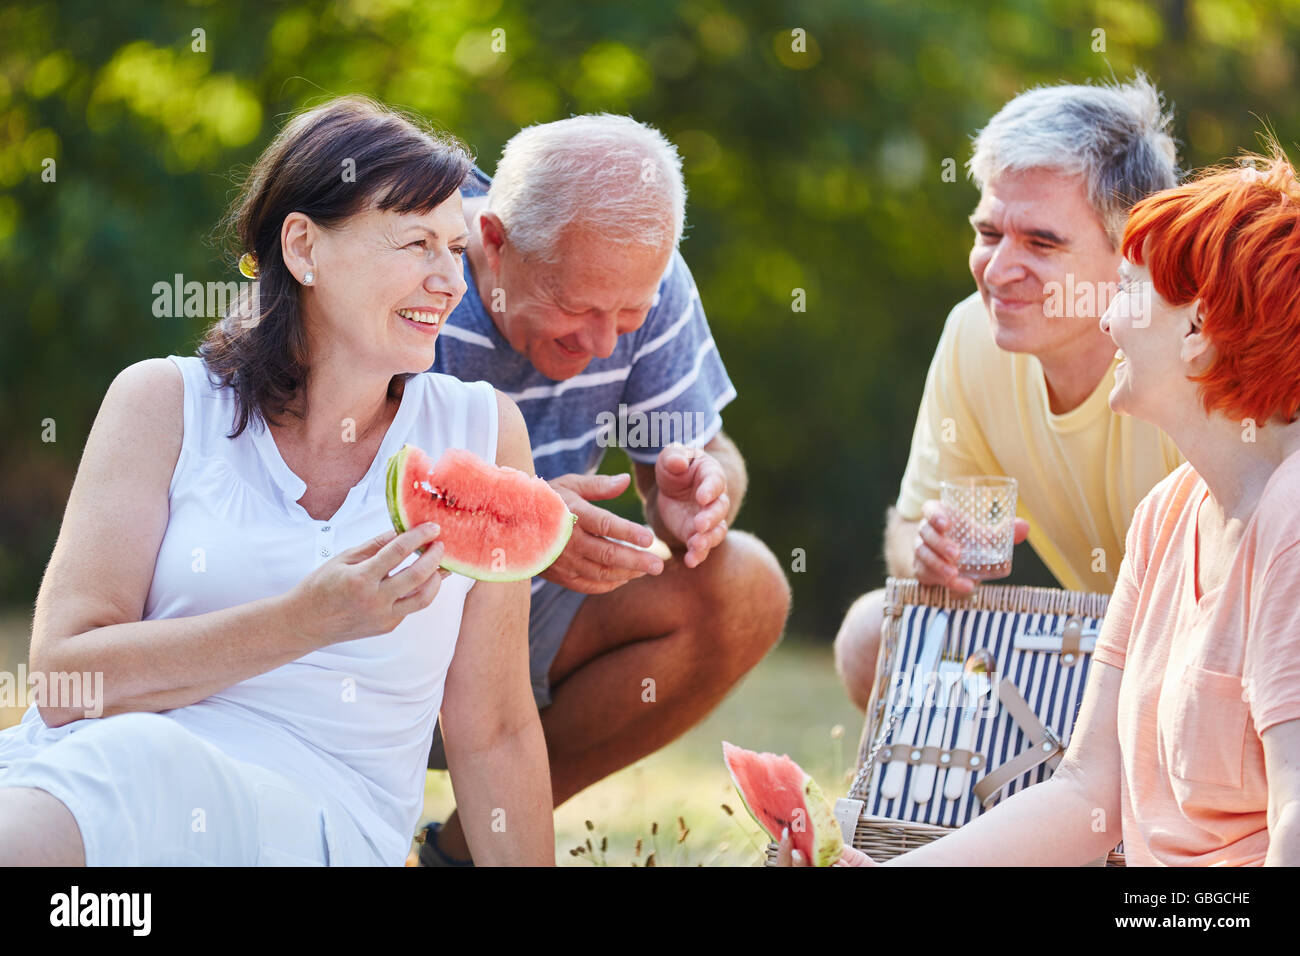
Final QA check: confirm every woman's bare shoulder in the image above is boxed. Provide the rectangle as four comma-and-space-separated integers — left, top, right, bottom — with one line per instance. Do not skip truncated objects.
86, 357, 185, 484
109, 357, 183, 398
493, 388, 531, 473
101, 358, 184, 434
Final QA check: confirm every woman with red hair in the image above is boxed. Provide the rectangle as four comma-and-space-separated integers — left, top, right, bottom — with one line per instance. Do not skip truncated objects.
782, 147, 1300, 867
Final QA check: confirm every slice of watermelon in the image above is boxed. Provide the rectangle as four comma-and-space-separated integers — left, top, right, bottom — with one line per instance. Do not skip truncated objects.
723, 741, 842, 867
385, 443, 576, 582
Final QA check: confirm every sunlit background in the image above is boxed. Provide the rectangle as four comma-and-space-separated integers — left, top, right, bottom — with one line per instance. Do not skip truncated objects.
2, 0, 1298, 862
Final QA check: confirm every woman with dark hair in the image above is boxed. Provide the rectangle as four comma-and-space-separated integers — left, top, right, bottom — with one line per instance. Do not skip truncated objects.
0, 96, 554, 866
782, 147, 1300, 867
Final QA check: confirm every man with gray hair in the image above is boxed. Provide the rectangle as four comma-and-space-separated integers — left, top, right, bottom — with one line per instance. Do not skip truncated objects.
835, 74, 1184, 709
419, 114, 790, 864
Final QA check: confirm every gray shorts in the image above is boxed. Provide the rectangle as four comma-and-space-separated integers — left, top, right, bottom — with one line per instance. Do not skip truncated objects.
426, 578, 587, 770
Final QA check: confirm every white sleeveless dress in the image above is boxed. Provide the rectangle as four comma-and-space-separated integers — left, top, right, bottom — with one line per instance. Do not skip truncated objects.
0, 355, 499, 866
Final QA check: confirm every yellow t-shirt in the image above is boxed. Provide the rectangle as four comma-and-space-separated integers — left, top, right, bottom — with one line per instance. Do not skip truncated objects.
896, 292, 1184, 592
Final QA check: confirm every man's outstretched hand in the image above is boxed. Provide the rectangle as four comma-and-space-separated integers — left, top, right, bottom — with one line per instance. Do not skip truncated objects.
542, 473, 664, 595
651, 443, 730, 569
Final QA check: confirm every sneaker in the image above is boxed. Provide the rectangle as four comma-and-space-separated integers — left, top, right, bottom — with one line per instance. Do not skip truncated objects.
416, 821, 474, 867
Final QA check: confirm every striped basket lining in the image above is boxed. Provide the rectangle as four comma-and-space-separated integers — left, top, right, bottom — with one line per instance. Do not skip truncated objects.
844, 578, 1124, 862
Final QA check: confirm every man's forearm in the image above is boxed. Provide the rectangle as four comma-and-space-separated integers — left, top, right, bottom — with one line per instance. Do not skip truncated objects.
447, 721, 555, 866
883, 507, 918, 579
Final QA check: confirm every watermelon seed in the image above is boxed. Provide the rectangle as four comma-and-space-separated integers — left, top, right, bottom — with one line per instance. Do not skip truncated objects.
421, 483, 505, 519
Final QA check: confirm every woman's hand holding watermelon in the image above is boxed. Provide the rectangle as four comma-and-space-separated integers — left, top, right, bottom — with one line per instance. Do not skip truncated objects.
284, 522, 449, 647
724, 743, 877, 869
775, 828, 878, 867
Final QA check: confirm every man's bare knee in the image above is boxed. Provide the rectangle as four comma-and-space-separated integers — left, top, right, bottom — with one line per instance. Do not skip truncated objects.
691, 530, 791, 659
833, 588, 886, 711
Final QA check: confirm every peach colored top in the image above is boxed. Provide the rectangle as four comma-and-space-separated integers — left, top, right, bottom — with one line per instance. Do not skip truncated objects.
1093, 451, 1300, 865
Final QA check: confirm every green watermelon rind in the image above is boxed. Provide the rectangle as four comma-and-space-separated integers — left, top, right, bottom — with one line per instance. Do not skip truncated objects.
801, 774, 842, 868
723, 741, 842, 867
384, 444, 577, 583
386, 445, 406, 532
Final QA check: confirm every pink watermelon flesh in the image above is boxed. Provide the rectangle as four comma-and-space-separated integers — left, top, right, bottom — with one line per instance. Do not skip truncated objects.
386, 444, 575, 582
723, 741, 841, 866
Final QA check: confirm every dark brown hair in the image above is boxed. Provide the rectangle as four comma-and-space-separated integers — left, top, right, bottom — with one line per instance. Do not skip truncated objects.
201, 95, 473, 437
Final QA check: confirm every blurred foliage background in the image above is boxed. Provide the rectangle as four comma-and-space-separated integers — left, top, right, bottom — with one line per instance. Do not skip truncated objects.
2, 0, 1299, 637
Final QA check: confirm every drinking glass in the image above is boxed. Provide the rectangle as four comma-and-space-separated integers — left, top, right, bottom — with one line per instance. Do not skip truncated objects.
939, 476, 1018, 581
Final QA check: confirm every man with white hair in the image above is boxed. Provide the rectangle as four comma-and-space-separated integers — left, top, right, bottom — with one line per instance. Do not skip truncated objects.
419, 115, 790, 864
834, 75, 1184, 709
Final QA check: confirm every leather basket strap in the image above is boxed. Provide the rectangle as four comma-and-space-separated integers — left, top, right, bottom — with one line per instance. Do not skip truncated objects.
1059, 617, 1084, 666
879, 745, 986, 771
972, 677, 1064, 808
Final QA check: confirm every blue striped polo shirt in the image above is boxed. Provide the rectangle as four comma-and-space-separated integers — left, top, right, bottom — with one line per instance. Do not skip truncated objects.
430, 168, 737, 481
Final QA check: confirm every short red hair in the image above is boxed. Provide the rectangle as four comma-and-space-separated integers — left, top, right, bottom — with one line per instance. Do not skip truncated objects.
1122, 147, 1300, 425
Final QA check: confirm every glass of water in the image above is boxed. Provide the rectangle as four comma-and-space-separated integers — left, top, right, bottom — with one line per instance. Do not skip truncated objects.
939, 476, 1018, 581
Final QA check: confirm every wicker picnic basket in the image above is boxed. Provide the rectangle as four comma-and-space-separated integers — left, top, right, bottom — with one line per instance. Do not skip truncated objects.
766, 578, 1124, 866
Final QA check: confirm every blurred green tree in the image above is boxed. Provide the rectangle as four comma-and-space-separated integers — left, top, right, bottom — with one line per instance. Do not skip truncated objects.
2, 0, 1297, 635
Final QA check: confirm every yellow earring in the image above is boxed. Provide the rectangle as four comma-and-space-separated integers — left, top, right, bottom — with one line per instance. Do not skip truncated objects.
238, 252, 259, 279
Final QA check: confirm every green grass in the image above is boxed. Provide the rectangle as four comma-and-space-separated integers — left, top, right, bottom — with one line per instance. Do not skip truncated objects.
419, 637, 863, 866
0, 610, 863, 867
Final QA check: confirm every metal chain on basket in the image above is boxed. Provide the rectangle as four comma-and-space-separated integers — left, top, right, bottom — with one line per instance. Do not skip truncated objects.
847, 703, 904, 798
847, 597, 908, 800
